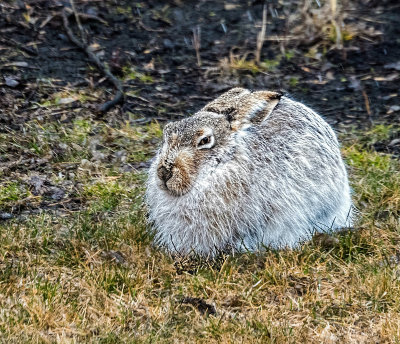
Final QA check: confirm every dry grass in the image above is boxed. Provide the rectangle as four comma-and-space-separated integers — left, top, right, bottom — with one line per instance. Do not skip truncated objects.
287, 0, 383, 55
216, 0, 383, 76
0, 121, 400, 343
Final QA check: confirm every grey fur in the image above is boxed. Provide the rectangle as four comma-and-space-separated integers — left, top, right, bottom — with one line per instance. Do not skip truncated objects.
145, 88, 353, 257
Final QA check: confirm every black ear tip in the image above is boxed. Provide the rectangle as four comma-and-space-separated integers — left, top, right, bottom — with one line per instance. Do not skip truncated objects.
278, 89, 288, 97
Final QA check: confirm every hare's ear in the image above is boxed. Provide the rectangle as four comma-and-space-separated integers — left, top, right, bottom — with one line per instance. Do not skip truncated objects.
228, 90, 282, 130
247, 91, 282, 124
202, 88, 281, 130
202, 88, 250, 117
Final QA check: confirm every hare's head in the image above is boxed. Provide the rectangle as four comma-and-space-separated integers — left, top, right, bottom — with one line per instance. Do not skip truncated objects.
156, 112, 231, 196
155, 88, 282, 196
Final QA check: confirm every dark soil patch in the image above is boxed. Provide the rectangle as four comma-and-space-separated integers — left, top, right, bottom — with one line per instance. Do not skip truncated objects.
374, 131, 400, 157
1, 0, 399, 127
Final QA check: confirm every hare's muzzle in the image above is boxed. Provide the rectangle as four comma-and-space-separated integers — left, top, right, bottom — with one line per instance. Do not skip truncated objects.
155, 149, 195, 196
157, 165, 173, 186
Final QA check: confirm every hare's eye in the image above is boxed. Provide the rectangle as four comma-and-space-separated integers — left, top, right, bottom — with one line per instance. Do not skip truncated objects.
199, 137, 210, 146
197, 128, 215, 149
197, 135, 215, 149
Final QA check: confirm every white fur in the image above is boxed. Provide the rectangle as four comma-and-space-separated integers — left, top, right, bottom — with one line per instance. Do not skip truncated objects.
145, 96, 353, 256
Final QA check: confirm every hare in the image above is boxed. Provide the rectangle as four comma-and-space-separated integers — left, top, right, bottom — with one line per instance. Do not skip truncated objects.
146, 88, 353, 257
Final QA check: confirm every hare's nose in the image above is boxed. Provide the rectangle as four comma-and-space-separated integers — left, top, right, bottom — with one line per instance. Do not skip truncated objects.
157, 165, 173, 185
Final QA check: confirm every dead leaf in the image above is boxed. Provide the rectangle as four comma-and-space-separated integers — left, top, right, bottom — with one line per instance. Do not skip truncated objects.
225, 3, 239, 10
2, 61, 29, 68
373, 73, 399, 82
89, 43, 102, 52
57, 97, 77, 105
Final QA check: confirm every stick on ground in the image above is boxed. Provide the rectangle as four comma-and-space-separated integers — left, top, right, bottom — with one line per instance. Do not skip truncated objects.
61, 8, 124, 113
0, 37, 38, 56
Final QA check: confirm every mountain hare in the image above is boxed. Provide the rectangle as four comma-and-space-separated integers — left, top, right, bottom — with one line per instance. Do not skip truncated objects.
146, 88, 353, 256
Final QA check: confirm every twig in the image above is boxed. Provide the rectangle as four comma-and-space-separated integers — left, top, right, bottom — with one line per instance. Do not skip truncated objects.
0, 62, 39, 70
40, 9, 107, 28
192, 25, 202, 67
63, 8, 108, 25
0, 37, 38, 55
362, 89, 372, 118
70, 0, 86, 42
138, 20, 163, 32
255, 5, 267, 65
61, 8, 123, 113
330, 0, 343, 49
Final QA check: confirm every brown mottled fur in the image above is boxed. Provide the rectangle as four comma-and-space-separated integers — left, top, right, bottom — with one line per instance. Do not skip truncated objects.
202, 88, 282, 128
158, 149, 197, 197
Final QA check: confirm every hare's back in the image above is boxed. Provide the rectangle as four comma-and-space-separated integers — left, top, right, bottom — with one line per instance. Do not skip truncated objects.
248, 96, 344, 179
259, 97, 339, 148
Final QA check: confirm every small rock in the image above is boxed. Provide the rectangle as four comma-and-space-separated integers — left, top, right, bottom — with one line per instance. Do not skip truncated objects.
59, 143, 68, 150
0, 212, 13, 220
312, 233, 340, 249
80, 158, 91, 169
349, 76, 361, 90
325, 71, 335, 81
384, 61, 400, 71
181, 297, 217, 315
86, 7, 98, 16
321, 62, 334, 72
389, 138, 400, 146
113, 150, 127, 163
96, 50, 105, 58
58, 33, 68, 41
378, 252, 400, 267
173, 8, 184, 22
5, 77, 19, 88
49, 187, 65, 201
163, 39, 175, 49
135, 161, 151, 170
70, 142, 82, 151
91, 151, 106, 162
101, 250, 126, 265
387, 105, 400, 114
28, 176, 45, 195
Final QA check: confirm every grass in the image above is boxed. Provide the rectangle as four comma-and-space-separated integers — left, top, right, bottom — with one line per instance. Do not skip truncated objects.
35, 90, 97, 108
122, 66, 154, 84
0, 121, 400, 342
0, 182, 30, 210
218, 53, 289, 76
